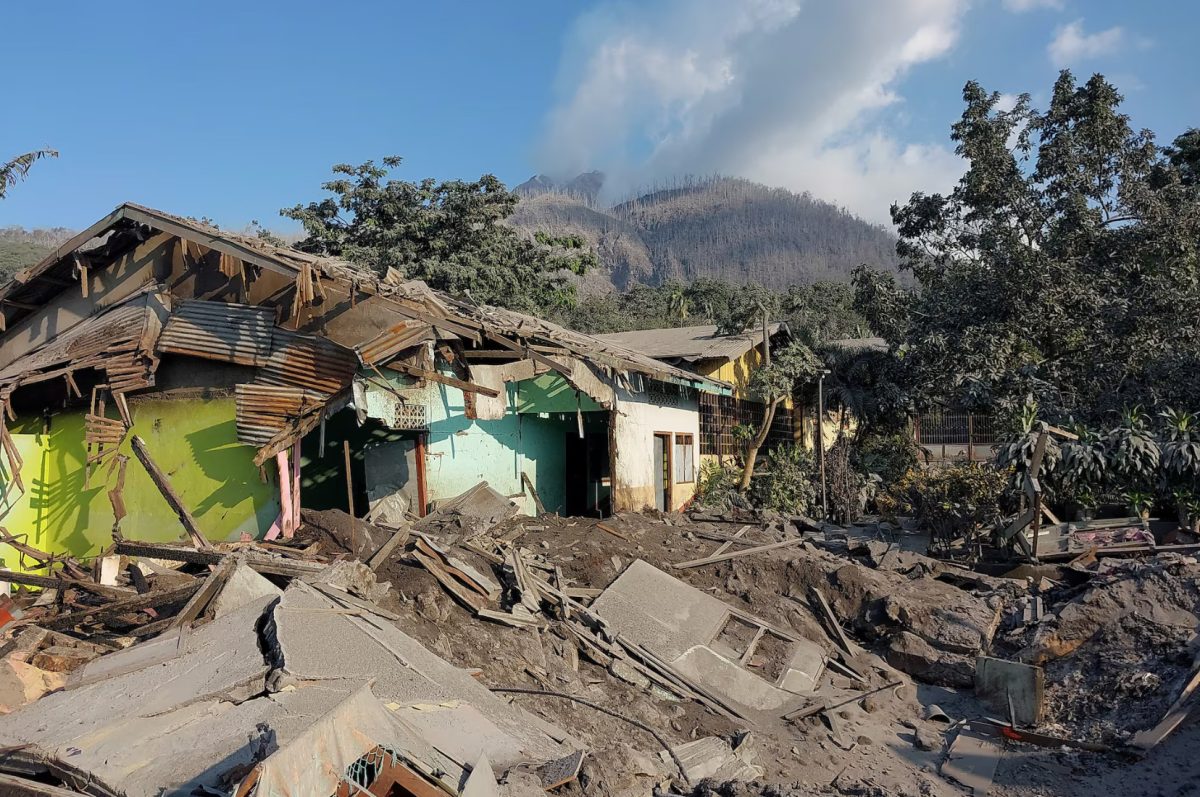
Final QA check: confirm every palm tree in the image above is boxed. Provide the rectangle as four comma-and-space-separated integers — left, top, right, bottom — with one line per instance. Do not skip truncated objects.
0, 149, 57, 199
667, 286, 690, 327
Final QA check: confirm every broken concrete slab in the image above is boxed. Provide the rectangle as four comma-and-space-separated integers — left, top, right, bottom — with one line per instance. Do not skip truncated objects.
209, 560, 283, 619
941, 724, 1004, 796
975, 656, 1044, 726
272, 581, 575, 767
660, 736, 763, 782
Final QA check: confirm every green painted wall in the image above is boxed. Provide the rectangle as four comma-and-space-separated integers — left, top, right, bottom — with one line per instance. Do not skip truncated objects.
0, 397, 279, 572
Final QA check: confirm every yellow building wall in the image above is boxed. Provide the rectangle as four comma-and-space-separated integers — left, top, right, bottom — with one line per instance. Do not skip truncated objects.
0, 397, 280, 573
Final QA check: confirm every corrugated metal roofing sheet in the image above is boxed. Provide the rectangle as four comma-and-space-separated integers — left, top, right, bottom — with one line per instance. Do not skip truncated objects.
258, 330, 358, 396
356, 319, 433, 365
157, 300, 276, 366
234, 383, 325, 447
0, 292, 166, 394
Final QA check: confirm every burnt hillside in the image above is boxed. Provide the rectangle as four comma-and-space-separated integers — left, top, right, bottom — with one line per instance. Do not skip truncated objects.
511, 175, 900, 289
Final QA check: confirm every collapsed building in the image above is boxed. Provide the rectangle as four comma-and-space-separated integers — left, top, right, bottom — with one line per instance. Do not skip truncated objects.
0, 203, 731, 569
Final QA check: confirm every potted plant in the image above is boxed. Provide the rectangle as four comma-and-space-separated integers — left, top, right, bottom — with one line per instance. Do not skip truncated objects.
1106, 406, 1161, 517
1123, 489, 1155, 522
1059, 423, 1106, 521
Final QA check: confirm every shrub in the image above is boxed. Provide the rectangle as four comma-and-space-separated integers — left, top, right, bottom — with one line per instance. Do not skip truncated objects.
696, 459, 744, 512
753, 444, 818, 515
853, 431, 920, 484
879, 463, 1008, 552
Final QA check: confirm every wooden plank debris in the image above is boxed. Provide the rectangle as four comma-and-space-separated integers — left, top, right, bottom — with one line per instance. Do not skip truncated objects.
520, 472, 546, 516
129, 435, 212, 550
671, 537, 806, 569
113, 540, 326, 578
808, 586, 857, 656
367, 528, 411, 571
167, 556, 239, 630
35, 582, 202, 631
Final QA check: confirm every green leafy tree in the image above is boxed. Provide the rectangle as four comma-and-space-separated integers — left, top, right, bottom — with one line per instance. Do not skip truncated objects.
283, 157, 597, 313
858, 73, 1200, 424
0, 149, 57, 200
738, 339, 822, 492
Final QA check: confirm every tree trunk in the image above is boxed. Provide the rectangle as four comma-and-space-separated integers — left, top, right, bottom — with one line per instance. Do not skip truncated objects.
738, 396, 782, 492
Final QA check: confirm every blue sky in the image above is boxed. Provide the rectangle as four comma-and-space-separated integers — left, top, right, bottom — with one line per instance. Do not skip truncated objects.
2, 0, 1195, 230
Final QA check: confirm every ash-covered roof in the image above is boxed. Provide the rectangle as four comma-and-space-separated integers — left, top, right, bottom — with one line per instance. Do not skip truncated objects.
594, 323, 784, 364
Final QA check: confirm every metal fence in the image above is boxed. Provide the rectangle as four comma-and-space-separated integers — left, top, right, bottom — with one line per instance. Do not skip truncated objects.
914, 407, 996, 460
699, 393, 795, 457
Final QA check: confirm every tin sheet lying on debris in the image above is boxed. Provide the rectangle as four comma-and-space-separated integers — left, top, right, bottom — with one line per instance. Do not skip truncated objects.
590, 559, 824, 717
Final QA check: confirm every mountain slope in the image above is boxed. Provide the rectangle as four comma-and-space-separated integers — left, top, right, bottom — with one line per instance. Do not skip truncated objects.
510, 175, 900, 290
0, 226, 74, 281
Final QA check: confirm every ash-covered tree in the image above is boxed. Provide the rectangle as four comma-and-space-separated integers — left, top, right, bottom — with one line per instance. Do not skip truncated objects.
283, 157, 597, 314
858, 72, 1200, 425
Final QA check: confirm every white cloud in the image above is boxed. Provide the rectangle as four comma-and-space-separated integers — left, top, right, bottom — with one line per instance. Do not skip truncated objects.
537, 0, 970, 225
1002, 0, 1063, 12
1047, 19, 1126, 66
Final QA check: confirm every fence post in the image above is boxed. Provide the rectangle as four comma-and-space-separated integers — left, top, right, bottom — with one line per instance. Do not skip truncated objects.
967, 413, 975, 463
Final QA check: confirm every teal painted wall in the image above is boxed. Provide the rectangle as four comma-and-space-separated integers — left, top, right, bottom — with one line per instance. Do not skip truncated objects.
363, 370, 590, 516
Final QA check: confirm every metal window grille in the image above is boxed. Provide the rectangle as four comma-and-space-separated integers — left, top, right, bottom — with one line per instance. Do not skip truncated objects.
699, 393, 794, 456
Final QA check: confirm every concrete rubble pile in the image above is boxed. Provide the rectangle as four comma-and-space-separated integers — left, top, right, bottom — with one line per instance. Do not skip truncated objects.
0, 495, 1198, 796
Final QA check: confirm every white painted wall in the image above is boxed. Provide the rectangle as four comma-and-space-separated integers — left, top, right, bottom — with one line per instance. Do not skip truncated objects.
611, 384, 701, 512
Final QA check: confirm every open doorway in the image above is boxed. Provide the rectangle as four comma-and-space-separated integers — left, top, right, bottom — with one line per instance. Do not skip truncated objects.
653, 432, 672, 511
299, 408, 423, 518
565, 415, 611, 517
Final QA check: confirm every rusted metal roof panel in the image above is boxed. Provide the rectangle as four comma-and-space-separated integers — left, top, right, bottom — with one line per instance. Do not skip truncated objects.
234, 383, 325, 447
258, 330, 358, 396
356, 319, 433, 365
157, 300, 276, 366
0, 292, 167, 394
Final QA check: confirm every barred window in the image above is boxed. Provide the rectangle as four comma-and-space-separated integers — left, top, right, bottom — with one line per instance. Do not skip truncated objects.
699, 393, 794, 456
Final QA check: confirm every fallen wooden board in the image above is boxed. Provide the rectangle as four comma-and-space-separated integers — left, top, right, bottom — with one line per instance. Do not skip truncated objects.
130, 435, 212, 550
809, 586, 857, 656
411, 549, 487, 612
671, 537, 806, 569
707, 524, 752, 558
113, 541, 326, 578
0, 770, 90, 797
367, 528, 411, 571
34, 582, 202, 631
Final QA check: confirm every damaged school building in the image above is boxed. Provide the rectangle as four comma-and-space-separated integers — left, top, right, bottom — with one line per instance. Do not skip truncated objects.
0, 202, 730, 570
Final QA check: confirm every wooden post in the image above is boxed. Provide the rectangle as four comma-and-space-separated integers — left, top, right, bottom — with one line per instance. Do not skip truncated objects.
130, 435, 211, 550
342, 440, 356, 518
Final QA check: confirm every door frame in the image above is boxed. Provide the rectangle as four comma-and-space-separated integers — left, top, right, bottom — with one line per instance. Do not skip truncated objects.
653, 431, 673, 511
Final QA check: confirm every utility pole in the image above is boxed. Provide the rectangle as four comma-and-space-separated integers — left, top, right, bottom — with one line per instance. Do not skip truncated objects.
817, 369, 829, 518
